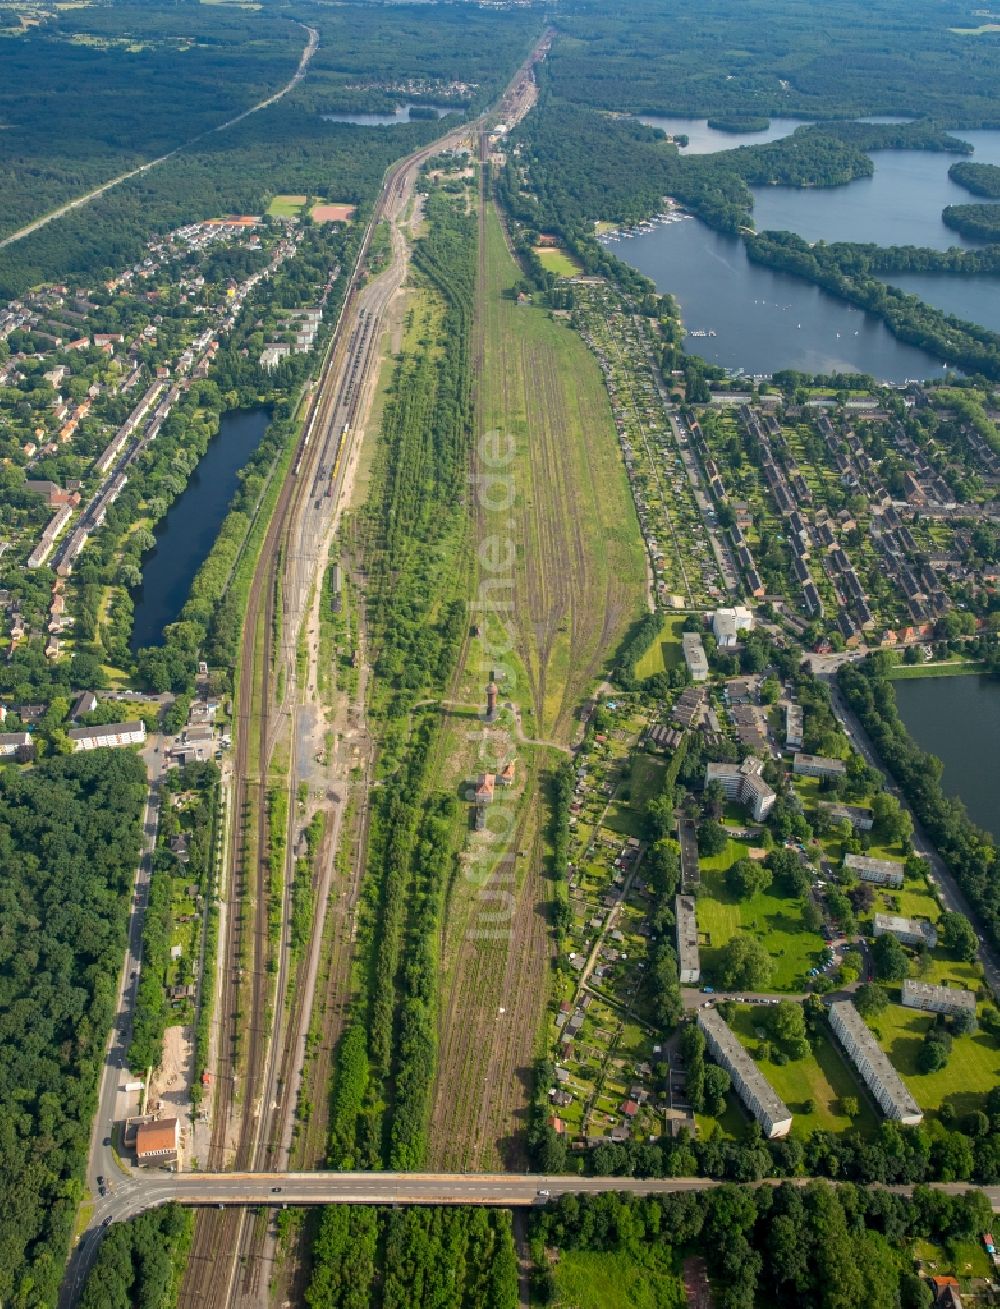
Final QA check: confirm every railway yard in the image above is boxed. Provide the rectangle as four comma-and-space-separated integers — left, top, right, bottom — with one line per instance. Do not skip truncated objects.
38, 11, 1000, 1309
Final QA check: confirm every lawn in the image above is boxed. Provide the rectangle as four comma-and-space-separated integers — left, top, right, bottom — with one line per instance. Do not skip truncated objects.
550, 1249, 685, 1309
728, 1006, 877, 1136
867, 1002, 1000, 1118
267, 193, 307, 218
534, 246, 584, 277
634, 614, 686, 680
698, 856, 826, 991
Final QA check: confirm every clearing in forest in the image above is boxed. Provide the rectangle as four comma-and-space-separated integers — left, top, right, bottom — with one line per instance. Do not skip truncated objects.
427, 200, 646, 1170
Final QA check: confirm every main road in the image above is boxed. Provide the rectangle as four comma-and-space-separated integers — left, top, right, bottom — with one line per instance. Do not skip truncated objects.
74, 1171, 1000, 1228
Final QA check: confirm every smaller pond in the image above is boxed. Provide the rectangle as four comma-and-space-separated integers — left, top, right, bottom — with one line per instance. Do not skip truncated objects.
130, 407, 271, 652
322, 103, 456, 127
893, 673, 1000, 842
636, 114, 810, 154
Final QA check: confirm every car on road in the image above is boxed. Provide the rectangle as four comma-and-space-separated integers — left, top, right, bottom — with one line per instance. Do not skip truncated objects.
537, 1190, 551, 1198
102, 1136, 111, 1147
271, 1186, 282, 1193
102, 1217, 112, 1227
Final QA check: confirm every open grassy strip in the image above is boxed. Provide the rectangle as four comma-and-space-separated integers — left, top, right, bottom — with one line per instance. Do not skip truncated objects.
477, 202, 646, 741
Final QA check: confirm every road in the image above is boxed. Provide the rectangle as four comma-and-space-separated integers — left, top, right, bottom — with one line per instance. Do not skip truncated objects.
0, 23, 318, 253
72, 1171, 1000, 1226
63, 737, 165, 1309
820, 672, 1000, 998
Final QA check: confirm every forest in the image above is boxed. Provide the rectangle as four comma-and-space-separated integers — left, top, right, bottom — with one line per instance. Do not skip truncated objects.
949, 160, 1000, 197
78, 1205, 192, 1309
546, 0, 1000, 122
0, 750, 147, 1307
0, 2, 538, 299
0, 3, 303, 243
942, 203, 1000, 240
531, 1183, 994, 1309
307, 1206, 517, 1309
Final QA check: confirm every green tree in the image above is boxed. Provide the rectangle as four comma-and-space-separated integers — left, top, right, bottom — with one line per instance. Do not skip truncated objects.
872, 932, 909, 982
718, 934, 772, 990
938, 911, 978, 963
726, 857, 773, 899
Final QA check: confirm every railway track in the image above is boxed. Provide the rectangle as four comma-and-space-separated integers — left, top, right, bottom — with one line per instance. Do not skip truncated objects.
179, 36, 552, 1306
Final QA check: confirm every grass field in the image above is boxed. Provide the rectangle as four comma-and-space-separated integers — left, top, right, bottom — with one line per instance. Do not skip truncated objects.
886, 660, 983, 680
549, 1250, 685, 1309
728, 1006, 877, 1136
267, 193, 307, 218
534, 246, 583, 277
475, 203, 646, 742
698, 854, 826, 991
633, 614, 685, 680
868, 1002, 1000, 1118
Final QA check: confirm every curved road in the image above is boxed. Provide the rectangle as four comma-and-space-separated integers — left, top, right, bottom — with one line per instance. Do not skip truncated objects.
0, 22, 318, 252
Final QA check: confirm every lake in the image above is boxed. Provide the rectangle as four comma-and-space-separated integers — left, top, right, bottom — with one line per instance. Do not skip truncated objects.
130, 407, 271, 651
612, 218, 950, 380
882, 272, 1000, 335
893, 673, 1000, 841
322, 103, 455, 127
613, 124, 1000, 375
637, 114, 810, 154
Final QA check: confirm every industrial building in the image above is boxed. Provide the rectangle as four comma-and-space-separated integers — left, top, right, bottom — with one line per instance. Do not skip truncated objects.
681, 631, 709, 683
844, 852, 905, 889
901, 979, 977, 1018
698, 1008, 793, 1138
705, 756, 776, 821
873, 913, 938, 950
675, 895, 700, 984
828, 1000, 922, 1125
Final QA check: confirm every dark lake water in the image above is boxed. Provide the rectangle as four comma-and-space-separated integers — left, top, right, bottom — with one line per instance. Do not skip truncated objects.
130, 407, 271, 651
613, 219, 950, 380
893, 674, 1000, 841
882, 272, 1000, 334
613, 125, 1000, 375
322, 103, 455, 127
637, 114, 810, 154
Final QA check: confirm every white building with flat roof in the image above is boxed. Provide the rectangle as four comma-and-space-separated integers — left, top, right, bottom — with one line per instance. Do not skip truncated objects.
901, 979, 976, 1017
67, 720, 146, 752
844, 852, 904, 888
675, 895, 700, 984
706, 756, 776, 821
682, 631, 709, 683
873, 913, 937, 950
793, 752, 847, 780
698, 1008, 792, 1138
712, 606, 754, 648
785, 702, 804, 750
828, 1000, 922, 1125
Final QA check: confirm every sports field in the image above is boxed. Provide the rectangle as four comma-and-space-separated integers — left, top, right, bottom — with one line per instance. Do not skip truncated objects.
267, 193, 306, 218
534, 245, 583, 277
